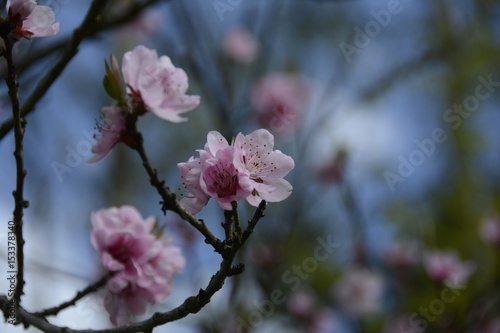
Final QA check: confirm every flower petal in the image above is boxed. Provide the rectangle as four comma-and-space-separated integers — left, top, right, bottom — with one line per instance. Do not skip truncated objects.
122, 45, 158, 91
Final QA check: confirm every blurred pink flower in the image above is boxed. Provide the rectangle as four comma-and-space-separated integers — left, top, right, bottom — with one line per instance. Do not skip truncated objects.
423, 250, 475, 287
91, 206, 156, 273
91, 206, 185, 325
383, 241, 420, 268
178, 129, 294, 214
287, 290, 316, 318
251, 73, 309, 135
128, 10, 163, 41
480, 216, 500, 246
334, 266, 384, 317
223, 26, 259, 64
122, 45, 200, 122
88, 106, 128, 163
110, 1, 163, 42
7, 0, 59, 39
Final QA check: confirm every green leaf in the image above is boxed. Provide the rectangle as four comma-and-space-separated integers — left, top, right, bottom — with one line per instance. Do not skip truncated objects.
102, 55, 124, 102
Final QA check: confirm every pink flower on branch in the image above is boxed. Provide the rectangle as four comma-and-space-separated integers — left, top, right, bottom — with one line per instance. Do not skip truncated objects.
178, 129, 294, 214
423, 250, 475, 287
6, 0, 59, 39
87, 106, 128, 163
199, 145, 252, 210
121, 45, 200, 122
233, 129, 295, 206
91, 206, 185, 325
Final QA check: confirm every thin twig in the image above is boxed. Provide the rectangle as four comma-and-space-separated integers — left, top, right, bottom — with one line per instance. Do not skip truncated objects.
16, 0, 163, 74
231, 201, 242, 236
33, 273, 113, 317
242, 200, 267, 243
131, 130, 223, 252
2, 33, 27, 315
222, 207, 235, 243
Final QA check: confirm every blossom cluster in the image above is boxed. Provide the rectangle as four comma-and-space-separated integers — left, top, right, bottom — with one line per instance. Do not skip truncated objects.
89, 45, 200, 163
178, 129, 295, 214
91, 206, 185, 325
82, 36, 297, 325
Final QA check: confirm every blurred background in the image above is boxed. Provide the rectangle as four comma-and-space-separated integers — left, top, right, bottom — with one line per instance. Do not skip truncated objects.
1, 0, 500, 332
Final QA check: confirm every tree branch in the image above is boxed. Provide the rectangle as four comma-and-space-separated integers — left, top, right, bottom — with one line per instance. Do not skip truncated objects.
0, 0, 113, 141
32, 273, 113, 318
16, 0, 163, 75
2, 31, 27, 317
242, 200, 267, 244
0, 202, 267, 333
131, 130, 223, 252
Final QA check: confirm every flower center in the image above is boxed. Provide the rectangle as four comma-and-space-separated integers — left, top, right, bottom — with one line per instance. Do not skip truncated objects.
207, 162, 239, 198
243, 153, 276, 182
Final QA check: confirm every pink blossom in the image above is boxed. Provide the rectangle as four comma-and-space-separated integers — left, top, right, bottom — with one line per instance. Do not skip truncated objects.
222, 26, 259, 64
480, 216, 500, 246
87, 106, 128, 163
91, 206, 185, 325
104, 244, 185, 325
180, 131, 252, 212
423, 250, 475, 287
121, 45, 200, 122
7, 0, 59, 39
233, 129, 294, 206
178, 156, 211, 215
91, 206, 157, 274
333, 266, 384, 317
199, 145, 252, 210
251, 73, 309, 135
178, 129, 294, 214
